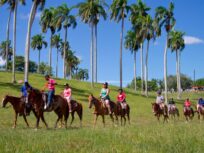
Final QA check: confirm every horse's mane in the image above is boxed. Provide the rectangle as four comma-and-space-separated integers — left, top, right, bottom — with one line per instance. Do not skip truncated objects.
32, 88, 42, 96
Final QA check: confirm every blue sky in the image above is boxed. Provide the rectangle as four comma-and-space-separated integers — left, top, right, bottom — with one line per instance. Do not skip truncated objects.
0, 0, 203, 86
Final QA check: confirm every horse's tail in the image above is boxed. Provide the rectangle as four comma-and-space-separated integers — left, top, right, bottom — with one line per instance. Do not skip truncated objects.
176, 108, 180, 117
78, 103, 83, 121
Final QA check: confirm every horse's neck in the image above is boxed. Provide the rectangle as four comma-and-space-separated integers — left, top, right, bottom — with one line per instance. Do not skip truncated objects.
93, 98, 102, 110
7, 96, 20, 106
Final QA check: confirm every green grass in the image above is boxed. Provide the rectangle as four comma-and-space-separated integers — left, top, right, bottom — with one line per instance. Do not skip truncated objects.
0, 71, 204, 153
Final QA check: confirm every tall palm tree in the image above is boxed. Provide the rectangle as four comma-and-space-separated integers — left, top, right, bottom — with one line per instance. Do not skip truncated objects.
54, 3, 77, 79
40, 7, 56, 75
168, 30, 185, 99
110, 0, 130, 89
77, 0, 107, 86
24, 0, 45, 81
124, 30, 139, 92
31, 34, 47, 73
130, 0, 150, 94
51, 34, 62, 78
0, 40, 12, 62
138, 15, 155, 97
155, 2, 176, 103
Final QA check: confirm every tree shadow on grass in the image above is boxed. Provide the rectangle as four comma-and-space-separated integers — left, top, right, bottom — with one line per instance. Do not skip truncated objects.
0, 82, 21, 93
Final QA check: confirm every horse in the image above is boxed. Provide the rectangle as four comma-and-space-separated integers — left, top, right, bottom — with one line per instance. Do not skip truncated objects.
60, 98, 83, 127
183, 106, 194, 121
196, 105, 204, 120
168, 105, 179, 120
28, 88, 69, 129
1, 95, 31, 128
115, 101, 130, 125
152, 103, 169, 123
88, 94, 130, 127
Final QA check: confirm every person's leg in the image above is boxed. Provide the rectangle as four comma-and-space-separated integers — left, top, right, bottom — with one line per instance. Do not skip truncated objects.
106, 99, 111, 114
47, 90, 53, 108
68, 97, 72, 112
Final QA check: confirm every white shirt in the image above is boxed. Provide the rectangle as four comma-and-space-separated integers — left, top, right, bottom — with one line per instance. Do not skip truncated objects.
156, 96, 164, 104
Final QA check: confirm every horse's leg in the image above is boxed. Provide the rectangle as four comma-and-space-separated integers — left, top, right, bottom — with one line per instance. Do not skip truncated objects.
40, 113, 48, 129
102, 115, 105, 127
54, 114, 62, 129
110, 114, 114, 124
70, 112, 75, 127
23, 114, 29, 127
13, 112, 18, 128
94, 114, 98, 128
123, 116, 126, 126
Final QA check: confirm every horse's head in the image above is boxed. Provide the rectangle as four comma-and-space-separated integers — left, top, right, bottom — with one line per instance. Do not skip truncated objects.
2, 95, 9, 108
152, 102, 159, 113
88, 94, 95, 109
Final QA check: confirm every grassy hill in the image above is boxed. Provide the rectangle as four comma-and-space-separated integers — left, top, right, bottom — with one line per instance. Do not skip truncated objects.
0, 71, 204, 153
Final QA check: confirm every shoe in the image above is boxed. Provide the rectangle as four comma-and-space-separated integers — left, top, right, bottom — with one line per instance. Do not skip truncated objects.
44, 105, 47, 110
69, 110, 72, 113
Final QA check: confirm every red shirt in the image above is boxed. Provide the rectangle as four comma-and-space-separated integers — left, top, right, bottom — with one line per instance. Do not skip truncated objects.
184, 101, 191, 107
117, 92, 126, 102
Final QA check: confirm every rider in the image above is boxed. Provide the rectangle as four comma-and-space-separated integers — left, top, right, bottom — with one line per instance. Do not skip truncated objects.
156, 90, 164, 110
43, 75, 57, 109
117, 88, 127, 110
63, 83, 72, 113
100, 82, 111, 114
197, 98, 204, 110
184, 98, 193, 112
168, 98, 176, 112
21, 81, 32, 115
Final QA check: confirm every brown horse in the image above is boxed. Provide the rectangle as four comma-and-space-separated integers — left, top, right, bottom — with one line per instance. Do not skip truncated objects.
1, 95, 31, 128
168, 106, 179, 120
62, 99, 83, 127
152, 103, 168, 123
88, 94, 130, 127
183, 107, 194, 121
196, 106, 204, 120
28, 88, 69, 129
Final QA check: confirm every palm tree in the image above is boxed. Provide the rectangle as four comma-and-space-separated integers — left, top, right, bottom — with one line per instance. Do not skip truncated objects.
110, 0, 131, 89
51, 34, 62, 78
155, 2, 176, 103
130, 0, 150, 94
78, 68, 89, 81
138, 15, 155, 97
168, 30, 185, 99
124, 30, 139, 92
77, 0, 107, 86
24, 0, 45, 81
31, 34, 47, 73
0, 40, 13, 63
54, 4, 77, 79
40, 7, 56, 75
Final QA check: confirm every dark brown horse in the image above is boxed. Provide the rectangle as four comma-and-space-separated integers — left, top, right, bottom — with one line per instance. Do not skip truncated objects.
183, 107, 194, 121
88, 94, 130, 127
152, 103, 168, 123
28, 88, 69, 129
1, 95, 31, 128
168, 106, 179, 120
196, 106, 204, 120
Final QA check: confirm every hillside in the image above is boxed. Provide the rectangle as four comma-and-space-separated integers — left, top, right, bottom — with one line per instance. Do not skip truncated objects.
0, 71, 204, 153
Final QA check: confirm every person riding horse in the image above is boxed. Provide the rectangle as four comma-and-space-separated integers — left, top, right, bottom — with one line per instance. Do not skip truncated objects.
156, 91, 164, 109
168, 98, 176, 112
184, 98, 193, 113
100, 82, 111, 114
197, 98, 204, 110
117, 88, 127, 110
21, 81, 32, 115
42, 75, 57, 110
63, 83, 72, 113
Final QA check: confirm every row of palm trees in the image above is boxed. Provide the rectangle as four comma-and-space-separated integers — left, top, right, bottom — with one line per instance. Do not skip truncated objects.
0, 0, 185, 102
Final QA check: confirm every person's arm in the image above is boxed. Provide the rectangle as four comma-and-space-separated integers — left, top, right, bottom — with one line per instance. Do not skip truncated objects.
21, 87, 24, 96
106, 89, 110, 97
69, 88, 72, 97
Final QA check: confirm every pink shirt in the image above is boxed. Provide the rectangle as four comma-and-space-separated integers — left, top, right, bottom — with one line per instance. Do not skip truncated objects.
48, 79, 56, 90
117, 92, 126, 102
64, 88, 71, 97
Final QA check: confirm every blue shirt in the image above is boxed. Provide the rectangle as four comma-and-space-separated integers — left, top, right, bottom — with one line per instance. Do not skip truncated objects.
21, 85, 32, 97
198, 99, 204, 105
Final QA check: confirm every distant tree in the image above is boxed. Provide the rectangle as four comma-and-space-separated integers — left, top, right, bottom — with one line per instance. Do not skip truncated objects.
195, 79, 204, 86
78, 68, 89, 81
39, 62, 52, 75
0, 40, 13, 62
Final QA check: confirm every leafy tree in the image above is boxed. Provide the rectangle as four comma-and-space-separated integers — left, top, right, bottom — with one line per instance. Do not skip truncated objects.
0, 40, 13, 61
39, 62, 52, 75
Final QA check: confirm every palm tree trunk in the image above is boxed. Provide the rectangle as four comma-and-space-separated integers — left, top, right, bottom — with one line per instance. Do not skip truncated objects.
164, 33, 169, 104
12, 0, 18, 83
38, 49, 40, 73
94, 24, 98, 83
145, 40, 150, 97
49, 33, 53, 75
176, 50, 179, 98
178, 50, 181, 99
91, 23, 94, 87
119, 17, 124, 89
140, 43, 144, 94
24, 0, 37, 81
63, 28, 68, 79
56, 48, 58, 78
6, 10, 12, 71
70, 66, 72, 80
134, 51, 137, 92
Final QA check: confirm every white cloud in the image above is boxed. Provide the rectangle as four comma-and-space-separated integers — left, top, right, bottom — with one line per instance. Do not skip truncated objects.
20, 12, 41, 20
184, 36, 204, 45
0, 57, 5, 66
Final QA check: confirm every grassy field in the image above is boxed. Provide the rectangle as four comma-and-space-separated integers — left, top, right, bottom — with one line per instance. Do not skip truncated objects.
0, 71, 204, 153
